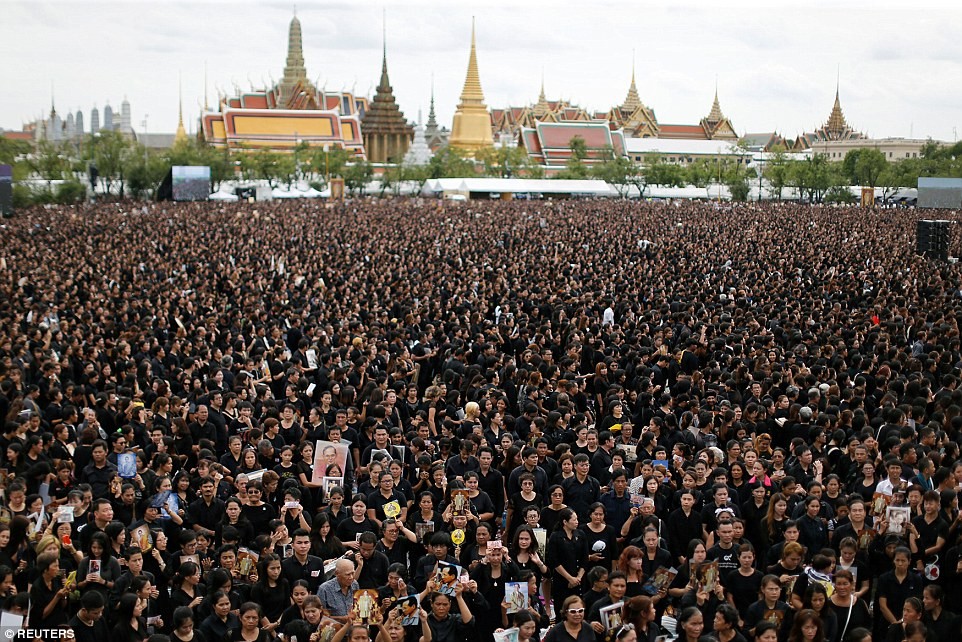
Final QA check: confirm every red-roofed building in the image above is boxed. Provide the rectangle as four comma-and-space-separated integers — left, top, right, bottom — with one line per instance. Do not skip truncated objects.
520, 121, 628, 176
201, 15, 366, 156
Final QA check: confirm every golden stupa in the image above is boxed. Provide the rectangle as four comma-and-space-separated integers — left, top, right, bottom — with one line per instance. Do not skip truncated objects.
448, 19, 493, 153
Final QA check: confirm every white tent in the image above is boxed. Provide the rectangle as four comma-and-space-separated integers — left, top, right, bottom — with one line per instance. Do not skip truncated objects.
208, 190, 238, 202
299, 186, 323, 198
271, 187, 299, 199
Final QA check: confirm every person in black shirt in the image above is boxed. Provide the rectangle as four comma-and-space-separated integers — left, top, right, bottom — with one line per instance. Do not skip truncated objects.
725, 543, 763, 620
281, 530, 326, 593
67, 591, 111, 642
356, 531, 390, 589
336, 495, 377, 548
546, 508, 588, 616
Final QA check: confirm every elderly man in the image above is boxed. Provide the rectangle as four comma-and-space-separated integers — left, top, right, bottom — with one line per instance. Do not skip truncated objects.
317, 558, 359, 623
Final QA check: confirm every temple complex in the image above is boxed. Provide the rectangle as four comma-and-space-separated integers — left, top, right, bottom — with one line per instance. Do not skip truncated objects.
490, 78, 592, 145
201, 14, 366, 156
361, 33, 413, 163
448, 20, 493, 154
744, 84, 866, 152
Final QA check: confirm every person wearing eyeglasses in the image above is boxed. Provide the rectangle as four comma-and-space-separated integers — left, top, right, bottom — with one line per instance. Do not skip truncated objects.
544, 595, 593, 642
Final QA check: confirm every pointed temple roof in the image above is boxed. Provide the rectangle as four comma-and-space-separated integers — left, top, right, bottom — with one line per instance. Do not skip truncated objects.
621, 60, 642, 113
824, 87, 848, 139
361, 35, 411, 136
175, 77, 188, 143
706, 87, 724, 123
449, 19, 493, 152
277, 14, 312, 106
425, 79, 439, 136
461, 22, 485, 105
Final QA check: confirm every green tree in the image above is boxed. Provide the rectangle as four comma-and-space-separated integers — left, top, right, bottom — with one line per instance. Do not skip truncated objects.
88, 130, 133, 196
55, 180, 87, 204
786, 154, 834, 202
200, 145, 233, 192
427, 147, 475, 179
309, 146, 351, 183
343, 161, 373, 196
590, 147, 635, 197
854, 148, 888, 188
126, 146, 169, 200
557, 136, 589, 179
406, 164, 431, 193
0, 138, 31, 165
723, 160, 752, 201
637, 155, 685, 198
29, 140, 69, 188
763, 144, 789, 200
686, 159, 714, 198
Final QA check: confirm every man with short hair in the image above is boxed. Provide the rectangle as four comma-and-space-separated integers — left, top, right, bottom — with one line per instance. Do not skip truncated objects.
507, 447, 548, 498
562, 453, 601, 522
282, 529, 325, 593
187, 476, 226, 538
67, 590, 110, 642
77, 498, 113, 552
79, 440, 117, 499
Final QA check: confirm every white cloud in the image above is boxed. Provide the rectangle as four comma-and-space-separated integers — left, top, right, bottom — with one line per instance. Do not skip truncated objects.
2, 0, 959, 143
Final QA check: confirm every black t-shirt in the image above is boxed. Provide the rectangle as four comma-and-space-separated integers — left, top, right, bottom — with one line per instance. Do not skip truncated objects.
357, 550, 391, 589
336, 516, 377, 543
367, 490, 407, 523
707, 542, 739, 575
68, 614, 112, 642
725, 568, 764, 616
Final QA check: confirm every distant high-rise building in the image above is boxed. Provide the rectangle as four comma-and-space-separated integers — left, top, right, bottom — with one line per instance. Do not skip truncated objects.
75, 109, 84, 137
103, 103, 114, 131
90, 106, 100, 133
65, 112, 75, 141
47, 103, 62, 143
120, 97, 133, 134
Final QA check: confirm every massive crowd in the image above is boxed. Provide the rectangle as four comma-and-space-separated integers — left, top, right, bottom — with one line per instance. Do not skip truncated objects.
1, 197, 962, 642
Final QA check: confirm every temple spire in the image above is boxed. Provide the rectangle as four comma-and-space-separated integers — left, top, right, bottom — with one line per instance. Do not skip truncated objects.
458, 17, 486, 105
825, 77, 848, 139
534, 68, 549, 118
707, 83, 724, 123
622, 53, 641, 112
175, 73, 188, 143
278, 11, 310, 104
449, 18, 493, 153
426, 75, 439, 136
360, 10, 413, 163
204, 61, 209, 111
378, 9, 390, 91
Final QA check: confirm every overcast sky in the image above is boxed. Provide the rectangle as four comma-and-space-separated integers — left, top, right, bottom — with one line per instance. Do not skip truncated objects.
3, 0, 960, 143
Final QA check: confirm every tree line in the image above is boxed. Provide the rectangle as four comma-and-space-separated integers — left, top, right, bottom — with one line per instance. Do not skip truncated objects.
3, 131, 961, 204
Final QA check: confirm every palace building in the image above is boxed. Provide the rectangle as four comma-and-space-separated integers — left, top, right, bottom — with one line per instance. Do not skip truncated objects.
201, 14, 366, 156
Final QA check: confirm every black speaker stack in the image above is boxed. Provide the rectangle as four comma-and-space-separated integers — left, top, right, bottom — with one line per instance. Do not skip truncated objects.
917, 219, 951, 261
